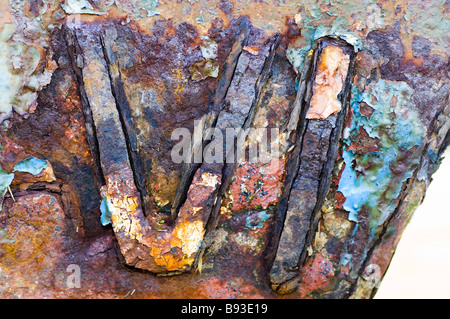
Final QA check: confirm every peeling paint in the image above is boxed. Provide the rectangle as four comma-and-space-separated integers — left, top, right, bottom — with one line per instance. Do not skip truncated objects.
13, 157, 48, 175
0, 168, 15, 209
200, 35, 218, 59
306, 45, 350, 119
245, 210, 271, 230
1, 0, 448, 299
337, 79, 424, 270
100, 196, 114, 226
189, 59, 219, 81
114, 0, 160, 19
0, 1, 58, 123
61, 0, 106, 15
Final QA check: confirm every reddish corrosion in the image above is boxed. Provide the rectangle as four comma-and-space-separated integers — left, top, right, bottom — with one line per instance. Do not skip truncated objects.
0, 137, 29, 172
347, 126, 380, 154
298, 253, 335, 298
228, 157, 285, 211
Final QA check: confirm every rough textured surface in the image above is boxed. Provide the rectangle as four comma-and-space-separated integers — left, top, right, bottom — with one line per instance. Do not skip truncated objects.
0, 0, 448, 298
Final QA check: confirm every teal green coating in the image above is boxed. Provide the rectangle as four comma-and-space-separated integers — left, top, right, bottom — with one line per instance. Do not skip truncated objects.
13, 157, 48, 176
245, 210, 271, 230
403, 0, 448, 49
337, 79, 424, 270
0, 169, 14, 196
0, 168, 15, 211
0, 157, 47, 211
100, 197, 114, 226
115, 0, 160, 18
61, 0, 107, 15
285, 2, 367, 74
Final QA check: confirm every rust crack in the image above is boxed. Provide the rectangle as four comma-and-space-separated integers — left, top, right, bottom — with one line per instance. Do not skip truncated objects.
64, 26, 105, 187
99, 31, 148, 217
200, 33, 281, 255
170, 18, 251, 222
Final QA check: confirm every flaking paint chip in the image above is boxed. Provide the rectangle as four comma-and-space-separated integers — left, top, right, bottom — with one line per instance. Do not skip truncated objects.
243, 46, 259, 55
306, 45, 350, 120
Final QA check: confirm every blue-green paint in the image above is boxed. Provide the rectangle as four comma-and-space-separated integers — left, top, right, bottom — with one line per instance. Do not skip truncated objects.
245, 210, 271, 230
428, 150, 438, 163
115, 0, 160, 18
0, 169, 14, 197
286, 4, 365, 76
13, 157, 48, 175
195, 15, 207, 27
0, 168, 15, 211
404, 0, 448, 47
338, 79, 424, 269
0, 157, 48, 211
61, 0, 106, 15
100, 197, 115, 226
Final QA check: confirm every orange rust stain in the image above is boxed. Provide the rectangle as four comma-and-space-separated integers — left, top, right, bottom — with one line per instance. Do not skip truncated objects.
104, 166, 220, 273
174, 67, 183, 103
243, 46, 259, 55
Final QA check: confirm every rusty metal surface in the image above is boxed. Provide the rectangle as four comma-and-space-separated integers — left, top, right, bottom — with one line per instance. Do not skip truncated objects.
0, 0, 448, 299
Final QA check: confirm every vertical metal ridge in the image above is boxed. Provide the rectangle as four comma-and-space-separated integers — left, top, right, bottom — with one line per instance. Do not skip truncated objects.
269, 37, 355, 294
64, 26, 106, 187
170, 19, 251, 222
99, 31, 148, 216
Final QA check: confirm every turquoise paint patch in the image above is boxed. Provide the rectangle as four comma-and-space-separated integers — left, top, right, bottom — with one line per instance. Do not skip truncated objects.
140, 0, 160, 17
0, 169, 14, 197
341, 253, 353, 266
338, 79, 424, 267
115, 0, 160, 19
13, 157, 47, 175
245, 210, 271, 230
404, 0, 448, 47
312, 19, 363, 51
428, 150, 438, 163
100, 197, 114, 226
0, 23, 17, 120
195, 15, 207, 27
0, 168, 15, 211
286, 15, 361, 77
61, 0, 107, 15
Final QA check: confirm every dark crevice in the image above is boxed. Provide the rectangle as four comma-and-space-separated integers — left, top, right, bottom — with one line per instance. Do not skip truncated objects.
64, 27, 106, 187
268, 49, 317, 292
268, 37, 356, 293
170, 19, 251, 222
203, 33, 282, 242
99, 33, 148, 216
264, 47, 315, 287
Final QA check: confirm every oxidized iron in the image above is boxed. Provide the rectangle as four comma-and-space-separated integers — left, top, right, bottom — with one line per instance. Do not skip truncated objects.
0, 0, 448, 299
